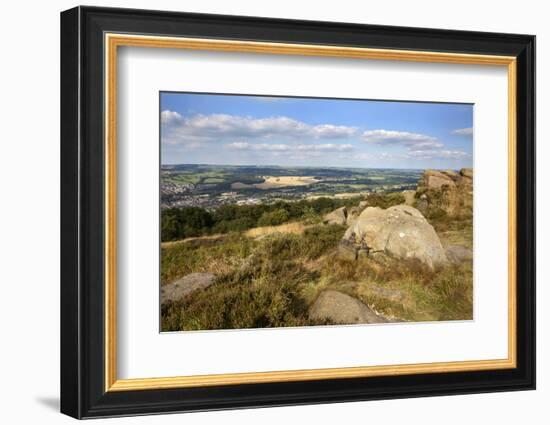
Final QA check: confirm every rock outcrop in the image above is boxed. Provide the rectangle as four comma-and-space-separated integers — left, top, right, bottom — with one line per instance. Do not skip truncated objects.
309, 290, 388, 324
415, 168, 473, 217
161, 272, 216, 304
340, 205, 448, 269
420, 169, 457, 190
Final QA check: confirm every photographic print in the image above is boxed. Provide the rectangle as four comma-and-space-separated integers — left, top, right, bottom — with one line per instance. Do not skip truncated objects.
160, 93, 474, 332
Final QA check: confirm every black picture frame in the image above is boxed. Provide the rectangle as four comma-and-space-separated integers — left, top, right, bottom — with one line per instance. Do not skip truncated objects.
61, 5, 535, 419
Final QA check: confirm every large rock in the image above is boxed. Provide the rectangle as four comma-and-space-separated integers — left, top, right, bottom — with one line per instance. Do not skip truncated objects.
161, 272, 216, 304
309, 290, 387, 324
323, 206, 347, 225
341, 205, 448, 269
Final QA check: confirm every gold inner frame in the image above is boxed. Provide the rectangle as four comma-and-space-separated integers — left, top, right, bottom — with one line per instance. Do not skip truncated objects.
104, 33, 517, 392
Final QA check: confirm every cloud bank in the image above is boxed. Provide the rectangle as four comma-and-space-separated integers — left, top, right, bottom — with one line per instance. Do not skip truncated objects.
161, 110, 471, 166
362, 129, 443, 150
226, 142, 354, 152
162, 110, 358, 144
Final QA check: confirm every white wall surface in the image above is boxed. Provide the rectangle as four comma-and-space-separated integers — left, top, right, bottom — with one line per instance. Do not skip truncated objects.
0, 0, 545, 423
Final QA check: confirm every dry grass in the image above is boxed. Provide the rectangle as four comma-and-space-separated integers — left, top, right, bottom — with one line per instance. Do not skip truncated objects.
314, 254, 473, 322
245, 222, 308, 238
437, 220, 473, 249
231, 175, 318, 190
257, 175, 318, 188
160, 233, 225, 249
161, 233, 254, 285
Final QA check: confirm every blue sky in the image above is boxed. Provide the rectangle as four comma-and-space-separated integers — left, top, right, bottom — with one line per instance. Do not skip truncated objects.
161, 92, 473, 170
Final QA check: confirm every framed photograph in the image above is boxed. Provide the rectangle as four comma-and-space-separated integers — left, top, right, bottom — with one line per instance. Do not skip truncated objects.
60, 6, 535, 419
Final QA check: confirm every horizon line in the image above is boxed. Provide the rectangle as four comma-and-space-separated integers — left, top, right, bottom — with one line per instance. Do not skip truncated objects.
160, 163, 472, 172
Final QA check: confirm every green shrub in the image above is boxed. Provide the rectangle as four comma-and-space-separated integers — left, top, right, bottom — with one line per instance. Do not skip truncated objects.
301, 206, 322, 224
366, 192, 405, 209
300, 224, 346, 259
161, 207, 213, 241
160, 197, 362, 241
257, 208, 290, 227
211, 217, 256, 233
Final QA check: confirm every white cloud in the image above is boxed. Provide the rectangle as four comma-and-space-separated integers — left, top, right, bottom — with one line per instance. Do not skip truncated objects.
362, 129, 443, 150
311, 125, 357, 139
161, 110, 185, 125
303, 143, 354, 152
162, 110, 358, 144
360, 129, 471, 161
406, 149, 471, 160
451, 127, 473, 136
225, 142, 354, 153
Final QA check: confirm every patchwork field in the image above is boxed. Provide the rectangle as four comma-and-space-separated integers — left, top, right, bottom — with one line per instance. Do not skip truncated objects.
161, 164, 421, 210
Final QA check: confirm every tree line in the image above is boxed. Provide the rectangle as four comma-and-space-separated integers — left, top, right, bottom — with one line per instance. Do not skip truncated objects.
161, 197, 360, 241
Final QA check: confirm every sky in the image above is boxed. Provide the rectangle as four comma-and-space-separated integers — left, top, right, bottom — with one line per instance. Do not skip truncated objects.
160, 92, 473, 170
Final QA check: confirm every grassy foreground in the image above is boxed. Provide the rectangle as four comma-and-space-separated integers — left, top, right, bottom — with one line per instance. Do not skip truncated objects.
161, 209, 473, 331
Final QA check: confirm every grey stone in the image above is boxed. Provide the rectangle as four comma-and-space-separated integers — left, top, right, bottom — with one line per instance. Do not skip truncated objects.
341, 205, 448, 269
445, 245, 473, 264
323, 206, 347, 225
366, 285, 406, 303
309, 290, 388, 324
161, 272, 216, 304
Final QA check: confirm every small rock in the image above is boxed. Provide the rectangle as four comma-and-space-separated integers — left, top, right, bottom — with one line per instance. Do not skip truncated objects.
323, 206, 347, 225
366, 285, 406, 303
445, 245, 473, 264
309, 290, 388, 324
161, 272, 216, 304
